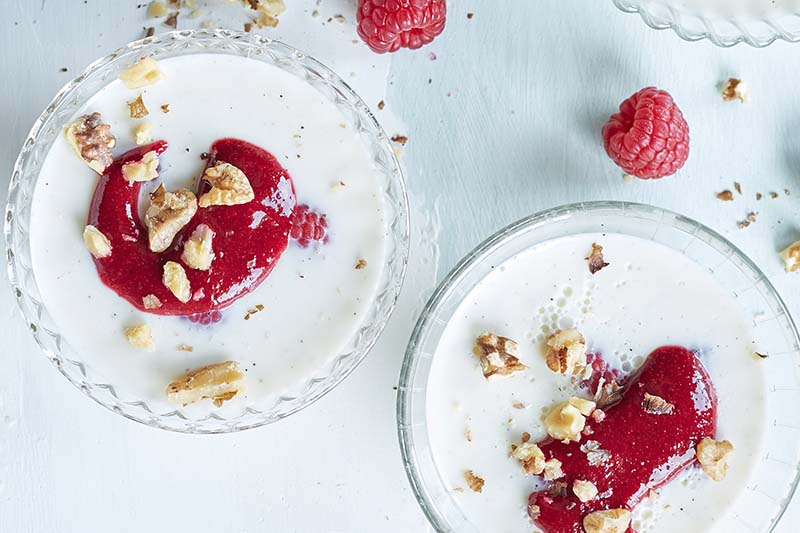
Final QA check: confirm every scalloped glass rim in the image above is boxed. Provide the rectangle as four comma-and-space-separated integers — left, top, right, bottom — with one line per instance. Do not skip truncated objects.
613, 0, 800, 47
5, 29, 410, 433
397, 201, 800, 532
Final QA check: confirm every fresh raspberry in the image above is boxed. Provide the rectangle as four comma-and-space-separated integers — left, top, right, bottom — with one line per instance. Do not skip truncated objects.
186, 310, 222, 325
357, 0, 447, 54
290, 204, 328, 248
601, 87, 690, 180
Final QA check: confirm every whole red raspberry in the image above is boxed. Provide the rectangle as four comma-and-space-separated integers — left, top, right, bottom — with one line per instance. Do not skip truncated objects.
290, 204, 328, 248
357, 0, 447, 54
601, 87, 690, 180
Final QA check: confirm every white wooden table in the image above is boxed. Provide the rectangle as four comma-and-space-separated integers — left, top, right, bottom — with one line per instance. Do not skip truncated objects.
2, 1, 800, 531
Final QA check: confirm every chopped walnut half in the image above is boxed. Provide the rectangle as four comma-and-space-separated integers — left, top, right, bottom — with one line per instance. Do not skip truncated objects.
166, 360, 244, 406
545, 401, 586, 442
572, 479, 598, 503
162, 261, 191, 303
144, 185, 198, 253
133, 122, 153, 145
586, 242, 609, 274
583, 509, 631, 533
119, 57, 163, 89
545, 328, 587, 375
473, 332, 527, 379
198, 163, 255, 207
83, 225, 112, 258
542, 458, 564, 480
641, 392, 675, 415
780, 241, 800, 273
122, 150, 160, 182
721, 78, 751, 103
64, 113, 116, 174
580, 440, 610, 466
464, 470, 484, 493
181, 224, 215, 270
511, 441, 545, 475
696, 437, 734, 481
127, 95, 149, 119
142, 294, 162, 309
124, 324, 154, 352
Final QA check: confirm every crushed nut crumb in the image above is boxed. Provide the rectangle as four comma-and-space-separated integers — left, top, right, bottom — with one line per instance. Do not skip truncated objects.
716, 190, 734, 201
133, 122, 153, 145
473, 332, 527, 379
166, 360, 244, 406
83, 225, 112, 258
377, 100, 385, 110
642, 392, 675, 415
142, 294, 162, 309
355, 258, 367, 270
391, 135, 408, 145
734, 181, 742, 194
586, 242, 609, 274
64, 113, 116, 174
464, 470, 484, 493
181, 224, 215, 270
696, 437, 734, 481
721, 78, 751, 103
164, 11, 178, 28
177, 344, 193, 352
148, 1, 168, 18
162, 261, 191, 303
127, 94, 149, 119
119, 57, 162, 89
124, 324, 155, 352
122, 150, 160, 182
754, 351, 768, 359
244, 304, 265, 321
572, 479, 598, 503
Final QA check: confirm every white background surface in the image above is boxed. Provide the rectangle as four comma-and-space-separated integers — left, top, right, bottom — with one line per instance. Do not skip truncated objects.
2, 0, 800, 531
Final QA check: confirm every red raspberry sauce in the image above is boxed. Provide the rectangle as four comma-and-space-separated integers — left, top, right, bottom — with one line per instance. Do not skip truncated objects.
88, 138, 296, 315
530, 346, 717, 533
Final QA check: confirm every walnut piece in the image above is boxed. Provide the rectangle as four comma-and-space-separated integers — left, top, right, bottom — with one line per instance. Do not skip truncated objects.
124, 324, 154, 352
545, 401, 586, 442
148, 1, 167, 17
545, 328, 587, 375
463, 470, 484, 493
583, 509, 631, 533
198, 163, 255, 207
716, 190, 734, 201
642, 392, 675, 415
144, 185, 198, 253
64, 113, 116, 174
473, 332, 527, 379
572, 479, 598, 503
119, 57, 163, 89
355, 258, 367, 270
162, 261, 191, 303
594, 379, 624, 408
127, 94, 149, 119
780, 241, 800, 273
586, 242, 610, 274
542, 458, 564, 480
568, 397, 596, 416
142, 294, 162, 309
83, 225, 112, 259
166, 360, 244, 406
181, 224, 215, 270
581, 440, 610, 466
133, 122, 153, 145
696, 437, 734, 481
721, 78, 751, 103
122, 150, 160, 182
511, 441, 545, 475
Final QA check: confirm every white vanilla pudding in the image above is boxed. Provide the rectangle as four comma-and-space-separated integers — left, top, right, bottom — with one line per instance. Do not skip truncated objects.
667, 0, 800, 17
29, 53, 390, 411
425, 233, 766, 533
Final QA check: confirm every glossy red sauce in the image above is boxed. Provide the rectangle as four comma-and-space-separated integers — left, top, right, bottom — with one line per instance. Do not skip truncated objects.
88, 138, 296, 315
530, 346, 717, 533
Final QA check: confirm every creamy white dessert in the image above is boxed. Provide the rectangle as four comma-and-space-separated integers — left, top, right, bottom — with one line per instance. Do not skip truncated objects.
425, 233, 766, 533
29, 53, 388, 408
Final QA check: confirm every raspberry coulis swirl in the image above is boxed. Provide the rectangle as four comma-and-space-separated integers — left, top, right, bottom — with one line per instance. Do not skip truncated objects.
88, 138, 296, 315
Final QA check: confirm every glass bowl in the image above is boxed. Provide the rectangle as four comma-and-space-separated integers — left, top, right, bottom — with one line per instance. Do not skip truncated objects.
612, 0, 800, 47
5, 29, 409, 433
398, 201, 800, 532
